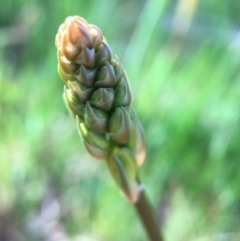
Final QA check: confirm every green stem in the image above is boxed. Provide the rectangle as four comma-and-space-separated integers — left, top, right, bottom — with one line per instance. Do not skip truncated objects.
134, 190, 164, 241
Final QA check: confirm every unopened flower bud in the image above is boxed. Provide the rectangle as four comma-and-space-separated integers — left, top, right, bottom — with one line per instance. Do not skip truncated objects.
58, 54, 78, 74
68, 17, 93, 49
58, 65, 76, 83
77, 119, 110, 161
84, 102, 108, 134
95, 40, 112, 66
89, 88, 114, 111
126, 108, 146, 166
62, 35, 79, 61
67, 80, 94, 103
64, 86, 85, 116
89, 24, 103, 49
108, 107, 131, 144
107, 147, 142, 203
111, 60, 123, 82
75, 45, 95, 68
74, 65, 97, 87
94, 61, 121, 88
113, 75, 131, 107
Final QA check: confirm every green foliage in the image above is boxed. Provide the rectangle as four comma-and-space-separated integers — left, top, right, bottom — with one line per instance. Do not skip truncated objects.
1, 0, 240, 240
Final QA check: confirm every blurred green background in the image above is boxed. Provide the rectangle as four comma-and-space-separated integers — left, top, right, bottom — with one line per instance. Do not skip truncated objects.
1, 0, 240, 240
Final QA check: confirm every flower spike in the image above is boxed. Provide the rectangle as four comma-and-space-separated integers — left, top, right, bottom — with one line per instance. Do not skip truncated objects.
56, 16, 146, 202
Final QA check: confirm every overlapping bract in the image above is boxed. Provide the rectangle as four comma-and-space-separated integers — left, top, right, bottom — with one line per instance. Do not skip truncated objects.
55, 16, 146, 202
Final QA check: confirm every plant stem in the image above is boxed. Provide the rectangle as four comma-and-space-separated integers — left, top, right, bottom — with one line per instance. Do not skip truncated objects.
134, 190, 164, 241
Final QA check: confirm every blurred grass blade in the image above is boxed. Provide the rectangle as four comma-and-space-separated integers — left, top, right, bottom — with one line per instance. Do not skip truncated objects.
123, 0, 168, 78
